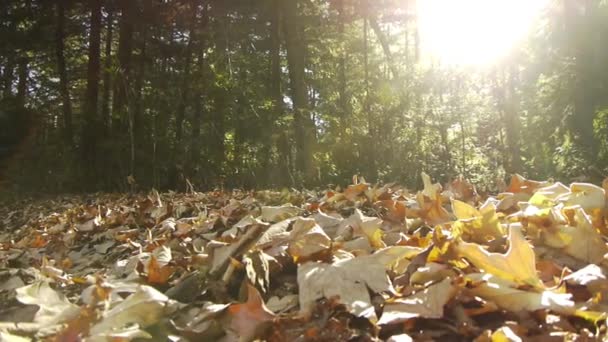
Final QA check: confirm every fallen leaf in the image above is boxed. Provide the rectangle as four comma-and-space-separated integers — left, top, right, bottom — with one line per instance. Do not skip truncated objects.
15, 281, 80, 325
297, 246, 417, 321
89, 285, 169, 336
260, 204, 302, 223
226, 284, 275, 341
456, 224, 544, 290
378, 277, 458, 325
464, 273, 574, 315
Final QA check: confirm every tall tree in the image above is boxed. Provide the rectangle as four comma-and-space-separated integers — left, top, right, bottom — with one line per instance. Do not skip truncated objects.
55, 0, 73, 145
82, 0, 102, 182
282, 0, 316, 183
113, 0, 135, 131
210, 0, 229, 177
101, 4, 113, 134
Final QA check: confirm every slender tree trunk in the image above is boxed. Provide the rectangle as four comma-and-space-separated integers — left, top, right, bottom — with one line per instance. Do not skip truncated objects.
190, 2, 209, 181
282, 0, 316, 184
55, 0, 73, 145
505, 64, 522, 173
267, 0, 286, 185
113, 1, 134, 131
369, 17, 399, 79
101, 6, 113, 135
130, 23, 147, 183
83, 0, 102, 184
16, 58, 27, 108
363, 7, 377, 180
168, 1, 198, 189
2, 58, 14, 98
337, 0, 348, 135
175, 3, 198, 148
2, 18, 16, 99
211, 0, 228, 178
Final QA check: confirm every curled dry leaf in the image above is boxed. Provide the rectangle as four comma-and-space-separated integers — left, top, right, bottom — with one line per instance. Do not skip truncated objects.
297, 246, 420, 321
15, 281, 80, 325
457, 224, 544, 290
225, 284, 275, 341
464, 273, 575, 315
378, 277, 458, 325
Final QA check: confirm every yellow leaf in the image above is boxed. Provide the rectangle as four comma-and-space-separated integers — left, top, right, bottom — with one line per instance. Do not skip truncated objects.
557, 182, 605, 212
464, 273, 574, 315
378, 278, 458, 325
457, 225, 544, 290
451, 200, 504, 241
560, 208, 608, 264
452, 199, 481, 220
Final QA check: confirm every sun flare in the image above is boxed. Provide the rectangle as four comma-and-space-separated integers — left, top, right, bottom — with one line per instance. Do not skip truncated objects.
417, 0, 549, 66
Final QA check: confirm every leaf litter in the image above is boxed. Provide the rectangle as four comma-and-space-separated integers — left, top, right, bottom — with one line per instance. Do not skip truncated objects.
0, 173, 607, 341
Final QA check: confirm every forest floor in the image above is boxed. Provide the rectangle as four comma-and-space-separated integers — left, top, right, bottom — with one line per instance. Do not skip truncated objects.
0, 174, 607, 341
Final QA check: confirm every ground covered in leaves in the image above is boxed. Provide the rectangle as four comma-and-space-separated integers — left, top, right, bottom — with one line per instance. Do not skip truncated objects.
1, 173, 608, 341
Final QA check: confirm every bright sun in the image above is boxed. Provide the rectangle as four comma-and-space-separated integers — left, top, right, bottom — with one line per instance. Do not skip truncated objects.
417, 0, 549, 66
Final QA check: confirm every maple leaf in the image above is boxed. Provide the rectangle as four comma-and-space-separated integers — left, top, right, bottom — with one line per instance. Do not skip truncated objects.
15, 281, 80, 325
464, 273, 575, 315
260, 204, 302, 223
416, 173, 452, 226
337, 209, 386, 249
506, 174, 547, 195
147, 255, 174, 285
298, 246, 420, 322
559, 207, 608, 264
287, 218, 332, 263
456, 225, 544, 290
378, 277, 458, 325
89, 285, 169, 337
226, 284, 275, 341
556, 182, 605, 212
451, 199, 504, 241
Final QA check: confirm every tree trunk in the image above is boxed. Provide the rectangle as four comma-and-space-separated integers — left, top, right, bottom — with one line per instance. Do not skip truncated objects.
175, 2, 198, 148
113, 1, 134, 131
210, 0, 228, 178
55, 0, 73, 145
101, 6, 113, 134
16, 58, 27, 108
2, 58, 14, 98
369, 17, 399, 79
337, 0, 348, 135
363, 7, 377, 181
505, 64, 522, 173
282, 0, 316, 184
267, 0, 286, 185
2, 18, 16, 99
82, 0, 102, 183
189, 2, 209, 181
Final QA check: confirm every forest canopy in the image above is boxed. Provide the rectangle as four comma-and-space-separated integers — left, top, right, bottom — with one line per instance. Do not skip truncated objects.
1, 0, 607, 192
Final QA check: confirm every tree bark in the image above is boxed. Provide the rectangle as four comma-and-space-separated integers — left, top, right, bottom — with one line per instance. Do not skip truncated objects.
267, 0, 287, 185
282, 0, 316, 184
2, 58, 14, 98
369, 17, 399, 79
113, 0, 134, 131
101, 6, 113, 134
190, 2, 209, 180
337, 0, 349, 135
55, 0, 73, 145
16, 58, 27, 109
210, 0, 228, 177
363, 7, 377, 180
82, 0, 102, 182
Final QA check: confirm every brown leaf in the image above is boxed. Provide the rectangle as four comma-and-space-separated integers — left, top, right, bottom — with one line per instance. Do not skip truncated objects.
226, 284, 275, 341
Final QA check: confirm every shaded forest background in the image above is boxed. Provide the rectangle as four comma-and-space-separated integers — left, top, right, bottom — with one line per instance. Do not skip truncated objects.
0, 0, 607, 193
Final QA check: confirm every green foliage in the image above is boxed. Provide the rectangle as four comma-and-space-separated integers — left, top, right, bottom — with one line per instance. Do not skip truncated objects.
0, 0, 607, 193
